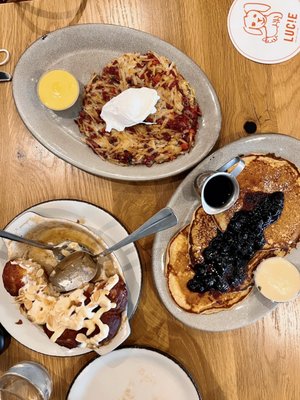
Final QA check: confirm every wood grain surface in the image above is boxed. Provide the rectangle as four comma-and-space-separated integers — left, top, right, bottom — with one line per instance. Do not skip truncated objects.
0, 1, 299, 399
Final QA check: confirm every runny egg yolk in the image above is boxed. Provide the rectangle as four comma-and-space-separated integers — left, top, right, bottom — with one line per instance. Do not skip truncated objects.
37, 70, 79, 111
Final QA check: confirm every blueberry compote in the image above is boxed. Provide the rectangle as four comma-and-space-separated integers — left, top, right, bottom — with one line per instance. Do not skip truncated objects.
187, 192, 284, 293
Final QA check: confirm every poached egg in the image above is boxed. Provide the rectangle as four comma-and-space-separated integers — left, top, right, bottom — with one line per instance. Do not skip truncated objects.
100, 87, 160, 132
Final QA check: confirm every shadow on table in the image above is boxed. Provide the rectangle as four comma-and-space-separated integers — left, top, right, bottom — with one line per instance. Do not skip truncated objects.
193, 342, 227, 400
14, 0, 88, 35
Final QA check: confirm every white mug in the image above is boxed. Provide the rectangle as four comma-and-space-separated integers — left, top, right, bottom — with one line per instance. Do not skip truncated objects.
194, 157, 245, 215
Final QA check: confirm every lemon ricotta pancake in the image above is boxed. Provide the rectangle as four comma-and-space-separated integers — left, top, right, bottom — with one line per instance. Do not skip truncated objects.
166, 153, 300, 314
166, 226, 253, 314
213, 154, 300, 250
76, 51, 201, 167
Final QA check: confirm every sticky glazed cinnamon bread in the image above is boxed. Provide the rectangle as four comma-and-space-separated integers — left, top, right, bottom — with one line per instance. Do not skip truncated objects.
2, 219, 129, 350
3, 258, 128, 349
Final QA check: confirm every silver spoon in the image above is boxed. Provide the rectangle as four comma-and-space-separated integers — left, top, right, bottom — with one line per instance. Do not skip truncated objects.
0, 230, 84, 261
49, 207, 178, 292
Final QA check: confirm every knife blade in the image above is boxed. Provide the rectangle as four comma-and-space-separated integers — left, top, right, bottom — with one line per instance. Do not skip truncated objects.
0, 71, 12, 82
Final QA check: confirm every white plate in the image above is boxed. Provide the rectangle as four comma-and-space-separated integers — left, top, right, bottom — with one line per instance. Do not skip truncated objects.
152, 134, 300, 331
67, 347, 201, 400
12, 23, 221, 181
0, 200, 142, 356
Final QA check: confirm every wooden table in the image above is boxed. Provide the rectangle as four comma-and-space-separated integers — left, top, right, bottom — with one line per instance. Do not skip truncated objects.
0, 1, 299, 399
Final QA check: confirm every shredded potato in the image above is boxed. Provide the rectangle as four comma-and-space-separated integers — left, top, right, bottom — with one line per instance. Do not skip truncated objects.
76, 51, 201, 167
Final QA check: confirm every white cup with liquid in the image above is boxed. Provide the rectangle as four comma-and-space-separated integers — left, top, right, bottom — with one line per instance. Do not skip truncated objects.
194, 157, 245, 215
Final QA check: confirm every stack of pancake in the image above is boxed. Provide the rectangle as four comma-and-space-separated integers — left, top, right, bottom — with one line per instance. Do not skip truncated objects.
166, 154, 300, 314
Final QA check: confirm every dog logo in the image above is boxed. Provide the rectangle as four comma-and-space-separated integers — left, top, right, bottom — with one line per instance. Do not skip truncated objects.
243, 3, 283, 43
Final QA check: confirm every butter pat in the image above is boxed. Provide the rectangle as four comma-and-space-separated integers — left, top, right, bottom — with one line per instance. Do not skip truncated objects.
254, 257, 300, 302
100, 87, 160, 132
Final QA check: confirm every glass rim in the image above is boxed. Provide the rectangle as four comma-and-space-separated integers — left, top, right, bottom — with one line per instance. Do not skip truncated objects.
0, 370, 47, 400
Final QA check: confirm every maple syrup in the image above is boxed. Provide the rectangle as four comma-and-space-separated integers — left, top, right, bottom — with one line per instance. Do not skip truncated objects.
203, 175, 234, 208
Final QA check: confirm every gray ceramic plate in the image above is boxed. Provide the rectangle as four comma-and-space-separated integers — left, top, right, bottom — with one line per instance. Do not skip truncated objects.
152, 134, 300, 331
12, 24, 221, 181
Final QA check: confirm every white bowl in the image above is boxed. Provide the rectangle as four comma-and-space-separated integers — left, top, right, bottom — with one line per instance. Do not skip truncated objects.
1, 211, 130, 356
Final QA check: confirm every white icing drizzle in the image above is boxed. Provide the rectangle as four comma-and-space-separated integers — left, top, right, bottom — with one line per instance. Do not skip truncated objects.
14, 258, 120, 348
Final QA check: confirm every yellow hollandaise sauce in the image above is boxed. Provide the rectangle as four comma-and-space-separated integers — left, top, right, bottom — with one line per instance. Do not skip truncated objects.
255, 257, 300, 302
37, 70, 79, 111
